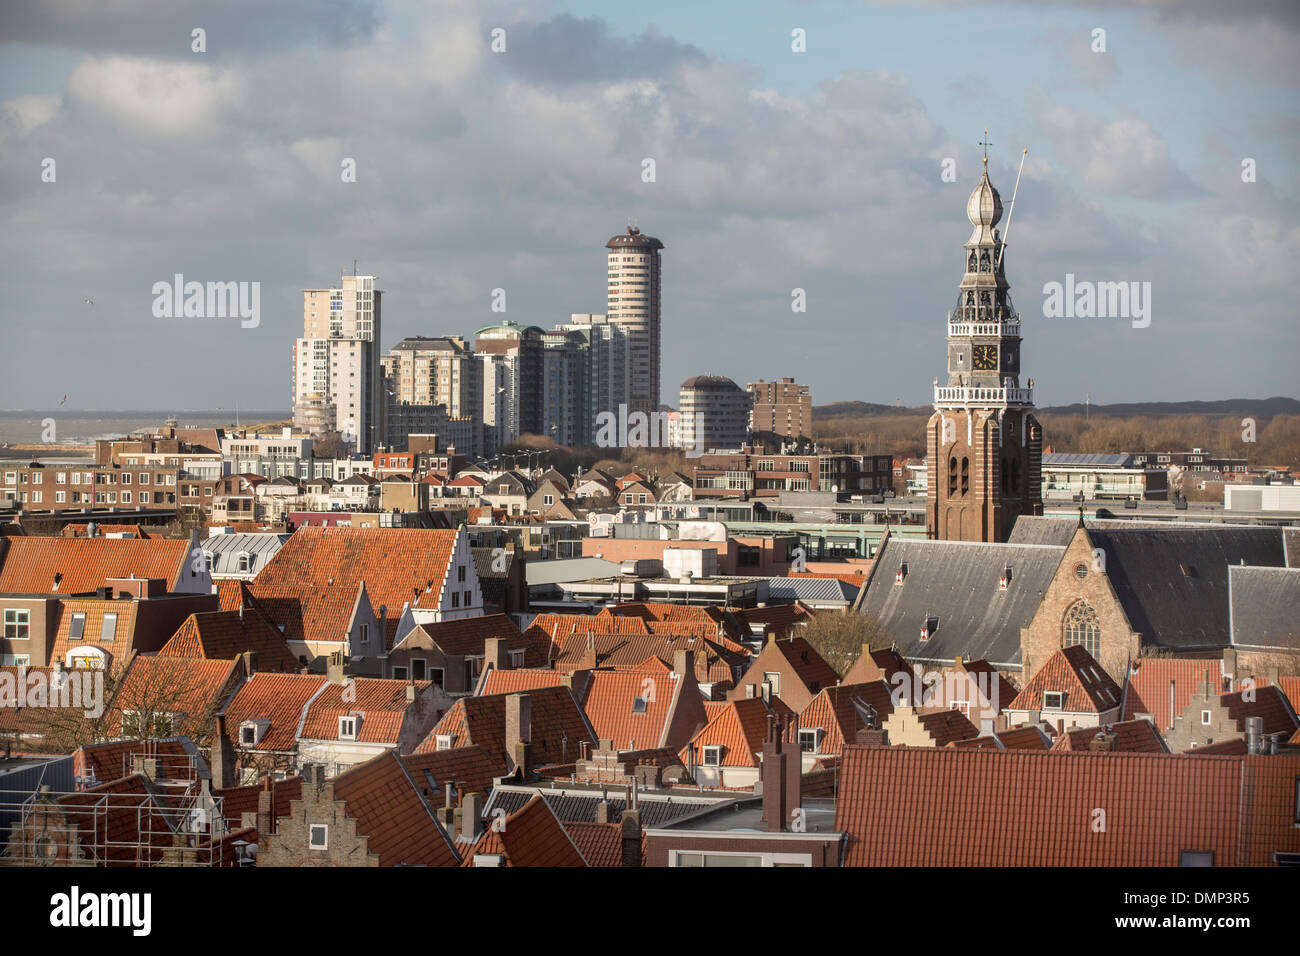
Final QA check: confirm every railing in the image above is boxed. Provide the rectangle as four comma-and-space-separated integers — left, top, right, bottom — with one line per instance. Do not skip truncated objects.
934, 385, 1033, 405
948, 320, 1020, 338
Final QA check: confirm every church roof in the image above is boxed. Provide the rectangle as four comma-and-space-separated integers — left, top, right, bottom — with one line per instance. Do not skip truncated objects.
856, 538, 1065, 668
1228, 565, 1300, 650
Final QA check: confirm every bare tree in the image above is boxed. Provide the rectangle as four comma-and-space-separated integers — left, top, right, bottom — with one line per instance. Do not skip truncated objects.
798, 611, 893, 677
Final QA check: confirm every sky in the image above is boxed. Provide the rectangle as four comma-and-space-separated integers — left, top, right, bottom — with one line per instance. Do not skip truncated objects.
0, 0, 1296, 411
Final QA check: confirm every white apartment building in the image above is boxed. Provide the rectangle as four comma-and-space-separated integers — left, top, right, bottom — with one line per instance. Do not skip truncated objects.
605, 226, 663, 417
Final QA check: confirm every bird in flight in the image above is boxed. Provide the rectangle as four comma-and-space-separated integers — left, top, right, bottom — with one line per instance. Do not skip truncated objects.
83, 298, 93, 305
59, 395, 68, 406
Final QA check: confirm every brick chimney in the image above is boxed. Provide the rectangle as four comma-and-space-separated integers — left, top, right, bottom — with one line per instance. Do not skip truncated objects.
485, 637, 510, 671
505, 693, 532, 779
256, 781, 273, 837
620, 808, 642, 867
760, 714, 801, 833
211, 714, 236, 789
326, 652, 346, 685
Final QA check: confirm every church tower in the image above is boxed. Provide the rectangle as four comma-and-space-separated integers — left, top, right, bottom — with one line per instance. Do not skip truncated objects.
925, 149, 1043, 542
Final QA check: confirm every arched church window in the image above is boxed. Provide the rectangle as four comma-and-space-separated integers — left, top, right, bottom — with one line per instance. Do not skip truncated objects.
980, 250, 991, 272
968, 251, 977, 272
1062, 601, 1102, 659
966, 291, 975, 306
960, 457, 969, 496
979, 290, 991, 307
948, 457, 958, 496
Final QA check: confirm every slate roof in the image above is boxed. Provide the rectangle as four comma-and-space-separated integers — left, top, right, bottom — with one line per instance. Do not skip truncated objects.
157, 609, 299, 671
835, 745, 1300, 866
1228, 565, 1300, 650
857, 538, 1065, 667
1086, 526, 1286, 650
0, 536, 194, 594
1008, 645, 1121, 715
200, 533, 289, 577
484, 785, 724, 828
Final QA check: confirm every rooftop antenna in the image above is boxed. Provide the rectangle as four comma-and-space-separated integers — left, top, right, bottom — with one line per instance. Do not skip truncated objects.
352, 259, 358, 276
996, 147, 1029, 272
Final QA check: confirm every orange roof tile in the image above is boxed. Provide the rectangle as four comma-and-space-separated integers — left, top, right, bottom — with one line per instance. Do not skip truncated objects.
459, 794, 586, 866
157, 609, 299, 671
417, 685, 594, 764
478, 667, 567, 696
1121, 657, 1224, 729
835, 745, 1300, 866
326, 752, 461, 866
581, 668, 682, 752
0, 536, 192, 594
107, 655, 241, 740
1009, 645, 1121, 714
222, 672, 329, 752
798, 681, 895, 755
1049, 719, 1166, 753
678, 697, 795, 769
299, 678, 431, 745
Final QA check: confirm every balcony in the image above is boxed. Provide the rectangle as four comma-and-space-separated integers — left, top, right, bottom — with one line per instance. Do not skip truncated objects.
948, 320, 1020, 338
934, 385, 1034, 406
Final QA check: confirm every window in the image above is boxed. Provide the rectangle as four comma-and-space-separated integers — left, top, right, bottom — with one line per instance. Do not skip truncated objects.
237, 553, 251, 573
358, 624, 369, 646
457, 566, 466, 582
1043, 691, 1065, 710
1201, 710, 1212, 725
309, 824, 329, 850
462, 590, 471, 606
68, 613, 86, 640
1062, 602, 1101, 659
435, 734, 453, 751
4, 609, 30, 641
1074, 564, 1088, 579
338, 715, 359, 740
392, 666, 408, 680
763, 672, 781, 695
632, 696, 649, 714
702, 745, 722, 766
119, 491, 130, 504
241, 725, 257, 745
509, 649, 526, 667
799, 728, 820, 753
411, 658, 426, 681
1179, 850, 1213, 867
101, 613, 118, 642
451, 592, 460, 608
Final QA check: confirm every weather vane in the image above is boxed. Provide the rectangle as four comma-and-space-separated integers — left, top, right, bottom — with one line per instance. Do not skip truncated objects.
978, 128, 993, 165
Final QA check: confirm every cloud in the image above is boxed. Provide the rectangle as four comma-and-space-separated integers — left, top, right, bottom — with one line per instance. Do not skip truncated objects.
498, 14, 707, 85
1037, 106, 1198, 199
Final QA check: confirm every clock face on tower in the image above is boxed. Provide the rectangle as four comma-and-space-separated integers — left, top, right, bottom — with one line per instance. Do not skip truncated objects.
972, 344, 997, 371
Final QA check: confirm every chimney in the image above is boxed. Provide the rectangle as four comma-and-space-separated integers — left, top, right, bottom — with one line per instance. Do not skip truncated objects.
595, 799, 612, 824
1245, 715, 1262, 755
1168, 679, 1176, 732
760, 715, 801, 833
405, 682, 417, 704
459, 792, 484, 842
326, 652, 346, 685
211, 715, 236, 789
240, 649, 255, 678
256, 783, 273, 838
620, 808, 643, 867
486, 637, 510, 671
436, 783, 456, 829
1088, 731, 1117, 753
505, 693, 533, 779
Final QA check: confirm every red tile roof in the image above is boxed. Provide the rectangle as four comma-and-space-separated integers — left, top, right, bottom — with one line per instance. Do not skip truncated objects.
1009, 645, 1121, 714
0, 536, 193, 594
478, 667, 567, 696
326, 752, 461, 866
157, 609, 299, 671
581, 668, 683, 752
222, 672, 329, 752
1219, 684, 1298, 738
400, 613, 547, 664
107, 655, 241, 740
1050, 719, 1168, 754
250, 526, 461, 643
678, 697, 794, 769
214, 776, 303, 830
459, 794, 586, 866
417, 685, 595, 764
835, 745, 1300, 866
563, 821, 626, 867
48, 598, 141, 666
798, 681, 895, 755
1121, 657, 1224, 730
299, 678, 431, 744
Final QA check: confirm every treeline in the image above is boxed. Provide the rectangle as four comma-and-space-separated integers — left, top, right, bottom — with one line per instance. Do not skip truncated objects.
812, 412, 1300, 469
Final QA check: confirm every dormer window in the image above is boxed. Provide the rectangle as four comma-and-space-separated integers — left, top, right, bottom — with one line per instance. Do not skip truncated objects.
798, 728, 821, 753
237, 552, 252, 573
895, 563, 908, 585
632, 696, 649, 714
435, 734, 452, 751
1043, 691, 1065, 711
338, 715, 360, 740
702, 745, 723, 766
999, 567, 1011, 591
919, 615, 938, 641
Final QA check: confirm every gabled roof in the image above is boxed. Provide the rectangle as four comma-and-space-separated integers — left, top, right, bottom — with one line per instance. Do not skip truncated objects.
1008, 645, 1121, 714
459, 794, 586, 867
327, 752, 461, 866
564, 822, 627, 867
1216, 684, 1298, 739
948, 726, 1051, 750
765, 636, 840, 695
1087, 526, 1286, 650
222, 673, 329, 752
214, 776, 303, 831
477, 666, 569, 697
251, 527, 461, 630
552, 631, 744, 690
0, 536, 193, 594
843, 645, 912, 686
396, 613, 547, 665
398, 746, 508, 808
857, 537, 1065, 666
581, 668, 684, 752
107, 655, 241, 739
1121, 657, 1223, 729
798, 681, 895, 754
49, 598, 141, 665
250, 581, 369, 646
417, 685, 595, 763
678, 697, 794, 769
835, 745, 1300, 866
157, 609, 299, 671
598, 603, 748, 643
1228, 565, 1300, 649
911, 708, 980, 747
299, 678, 431, 744
1050, 719, 1167, 754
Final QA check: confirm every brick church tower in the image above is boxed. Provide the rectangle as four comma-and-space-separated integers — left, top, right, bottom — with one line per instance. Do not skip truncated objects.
926, 151, 1043, 542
